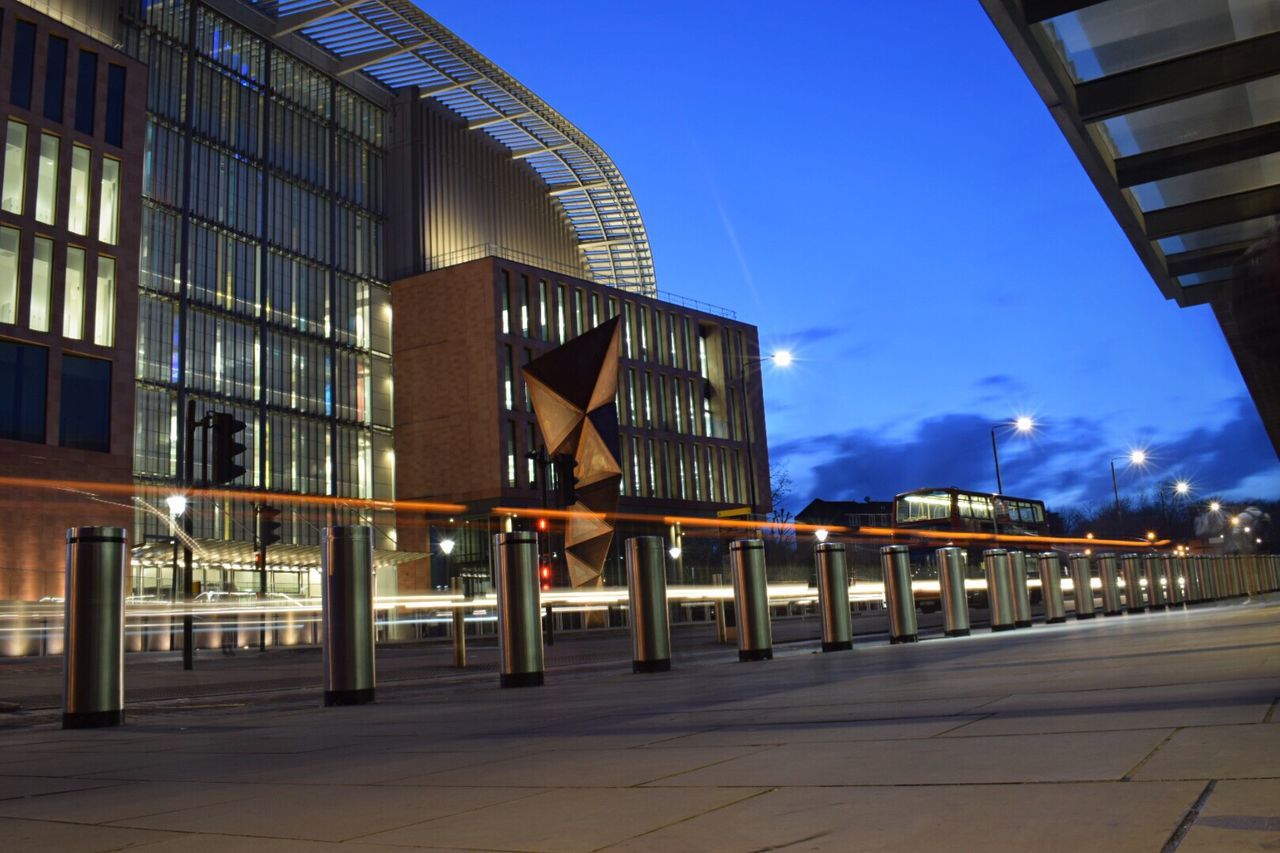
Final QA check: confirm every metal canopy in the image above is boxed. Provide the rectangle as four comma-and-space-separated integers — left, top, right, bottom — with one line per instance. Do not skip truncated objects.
982, 0, 1280, 304
245, 0, 656, 293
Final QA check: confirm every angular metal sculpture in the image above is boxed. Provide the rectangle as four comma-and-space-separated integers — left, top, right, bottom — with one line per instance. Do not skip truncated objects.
522, 317, 622, 587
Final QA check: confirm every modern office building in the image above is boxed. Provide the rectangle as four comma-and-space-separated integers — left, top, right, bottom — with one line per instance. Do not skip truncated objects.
982, 0, 1280, 458
393, 256, 770, 589
0, 0, 146, 598
0, 0, 771, 599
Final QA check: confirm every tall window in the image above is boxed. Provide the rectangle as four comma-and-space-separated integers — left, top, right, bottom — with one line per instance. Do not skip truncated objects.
63, 246, 85, 339
75, 50, 97, 135
59, 354, 111, 452
105, 65, 127, 148
525, 425, 536, 487
35, 133, 59, 225
503, 344, 514, 410
537, 279, 548, 341
522, 348, 533, 412
622, 303, 633, 357
10, 21, 36, 110
68, 145, 91, 235
505, 421, 517, 487
94, 256, 116, 346
0, 227, 18, 325
0, 339, 47, 443
2, 121, 26, 214
98, 158, 120, 244
520, 275, 530, 335
573, 289, 584, 336
44, 36, 68, 121
556, 283, 566, 343
638, 306, 649, 359
29, 237, 52, 332
500, 272, 511, 334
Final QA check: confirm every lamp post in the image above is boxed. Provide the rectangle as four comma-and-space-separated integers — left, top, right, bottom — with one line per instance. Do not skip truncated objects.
165, 495, 187, 604
990, 416, 1034, 496
1110, 449, 1148, 521
739, 348, 792, 517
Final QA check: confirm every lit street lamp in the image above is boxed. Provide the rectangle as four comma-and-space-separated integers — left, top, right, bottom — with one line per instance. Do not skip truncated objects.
166, 495, 186, 602
814, 528, 829, 543
990, 416, 1035, 496
1110, 449, 1148, 518
740, 348, 793, 515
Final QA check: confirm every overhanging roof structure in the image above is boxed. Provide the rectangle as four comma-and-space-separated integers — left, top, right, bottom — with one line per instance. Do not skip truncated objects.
983, 0, 1280, 459
981, 0, 1280, 307
245, 0, 656, 293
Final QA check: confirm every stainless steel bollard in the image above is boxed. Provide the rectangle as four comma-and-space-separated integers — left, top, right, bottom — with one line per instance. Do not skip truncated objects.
1166, 555, 1185, 606
63, 527, 127, 729
937, 546, 971, 637
626, 536, 672, 672
880, 545, 918, 644
1069, 553, 1096, 619
1097, 554, 1124, 615
983, 549, 1016, 632
1142, 553, 1168, 610
815, 542, 853, 651
1120, 554, 1145, 613
321, 526, 376, 706
1008, 551, 1033, 628
1037, 552, 1067, 624
730, 539, 773, 661
495, 531, 544, 686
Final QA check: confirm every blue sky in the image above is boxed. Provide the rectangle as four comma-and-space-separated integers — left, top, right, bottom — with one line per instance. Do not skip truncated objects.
423, 1, 1280, 513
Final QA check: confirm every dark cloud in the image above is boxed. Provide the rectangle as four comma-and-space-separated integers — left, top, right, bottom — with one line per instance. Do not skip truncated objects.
975, 374, 1018, 388
770, 396, 1278, 513
777, 324, 845, 343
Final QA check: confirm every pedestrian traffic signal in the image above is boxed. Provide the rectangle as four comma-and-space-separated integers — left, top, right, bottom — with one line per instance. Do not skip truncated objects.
209, 412, 247, 484
256, 505, 282, 548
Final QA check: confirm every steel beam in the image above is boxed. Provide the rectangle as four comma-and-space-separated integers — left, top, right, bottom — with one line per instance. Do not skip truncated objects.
273, 2, 364, 38
1144, 184, 1280, 240
1078, 32, 1280, 123
1165, 240, 1257, 278
1022, 0, 1107, 25
336, 40, 430, 76
1116, 121, 1280, 188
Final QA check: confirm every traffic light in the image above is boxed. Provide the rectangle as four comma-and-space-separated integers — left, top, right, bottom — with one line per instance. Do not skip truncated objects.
553, 453, 577, 507
540, 559, 552, 592
209, 412, 247, 485
256, 505, 282, 548
536, 517, 548, 532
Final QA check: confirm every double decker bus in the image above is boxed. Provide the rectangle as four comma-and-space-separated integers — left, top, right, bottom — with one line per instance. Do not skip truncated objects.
893, 487, 1049, 538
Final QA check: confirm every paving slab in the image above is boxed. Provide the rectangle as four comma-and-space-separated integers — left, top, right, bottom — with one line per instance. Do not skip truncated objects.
1180, 779, 1280, 852
1133, 724, 1280, 781
604, 781, 1205, 852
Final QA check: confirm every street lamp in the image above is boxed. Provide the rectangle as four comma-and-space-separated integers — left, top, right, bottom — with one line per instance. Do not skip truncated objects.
166, 495, 186, 602
739, 348, 793, 515
668, 545, 682, 560
439, 538, 456, 556
814, 528, 829, 543
990, 416, 1035, 496
1110, 449, 1148, 517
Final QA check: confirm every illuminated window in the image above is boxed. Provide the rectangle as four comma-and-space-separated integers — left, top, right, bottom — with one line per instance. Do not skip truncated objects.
677, 450, 687, 500
643, 372, 653, 426
94, 256, 116, 346
98, 158, 120, 244
638, 306, 648, 359
2, 121, 27, 215
538, 279, 548, 341
520, 275, 530, 335
622, 302, 633, 357
556, 283, 566, 343
506, 421, 516, 487
573, 289, 584, 335
500, 271, 510, 334
63, 246, 85, 339
29, 238, 52, 332
590, 293, 600, 327
647, 439, 657, 497
503, 344, 513, 410
526, 425, 536, 487
0, 227, 18, 325
35, 133, 59, 226
68, 145, 91, 235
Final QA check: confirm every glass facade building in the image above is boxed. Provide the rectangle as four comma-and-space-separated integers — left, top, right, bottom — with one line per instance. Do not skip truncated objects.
123, 0, 396, 561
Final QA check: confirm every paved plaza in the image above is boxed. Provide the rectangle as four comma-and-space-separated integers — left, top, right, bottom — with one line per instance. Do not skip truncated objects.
1, 599, 1278, 851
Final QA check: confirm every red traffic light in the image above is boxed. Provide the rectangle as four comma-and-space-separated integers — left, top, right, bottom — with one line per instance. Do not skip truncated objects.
541, 583, 551, 592
536, 518, 548, 532
540, 565, 551, 580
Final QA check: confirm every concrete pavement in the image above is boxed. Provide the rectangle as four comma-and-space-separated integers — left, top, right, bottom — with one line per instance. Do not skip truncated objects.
1, 598, 1278, 851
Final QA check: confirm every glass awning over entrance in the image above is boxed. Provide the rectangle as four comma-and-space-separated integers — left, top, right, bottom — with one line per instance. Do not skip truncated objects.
982, 0, 1280, 305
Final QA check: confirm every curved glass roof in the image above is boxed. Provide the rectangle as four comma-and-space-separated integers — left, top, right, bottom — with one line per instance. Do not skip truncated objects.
245, 0, 655, 293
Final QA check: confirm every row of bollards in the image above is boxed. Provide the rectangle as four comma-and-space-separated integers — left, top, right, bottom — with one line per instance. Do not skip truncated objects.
59, 524, 1280, 727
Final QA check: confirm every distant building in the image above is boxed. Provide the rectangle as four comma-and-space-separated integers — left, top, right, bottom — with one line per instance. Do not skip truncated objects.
796, 498, 893, 531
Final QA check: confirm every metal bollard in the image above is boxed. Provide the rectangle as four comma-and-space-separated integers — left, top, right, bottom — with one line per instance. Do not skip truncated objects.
494, 531, 544, 686
1068, 553, 1096, 619
983, 549, 1016, 631
730, 539, 773, 661
1120, 554, 1145, 613
1037, 552, 1067, 624
626, 537, 672, 672
1166, 555, 1185, 606
321, 526, 376, 706
937, 546, 970, 637
1142, 553, 1168, 610
880, 545, 918, 644
63, 527, 127, 729
1097, 554, 1124, 615
1008, 551, 1033, 628
815, 542, 853, 651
